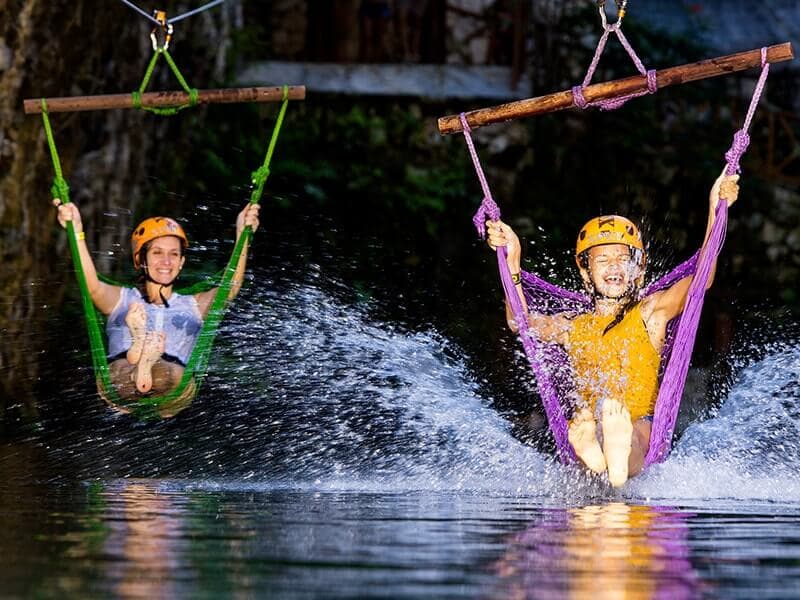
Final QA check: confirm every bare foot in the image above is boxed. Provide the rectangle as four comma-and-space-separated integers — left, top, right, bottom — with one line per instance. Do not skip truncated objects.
602, 399, 634, 488
125, 303, 147, 365
568, 408, 607, 474
135, 331, 165, 394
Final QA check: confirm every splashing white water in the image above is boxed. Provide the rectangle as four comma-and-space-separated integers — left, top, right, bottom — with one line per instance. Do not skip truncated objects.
216, 282, 800, 502
629, 343, 800, 502
56, 277, 798, 504
215, 281, 605, 497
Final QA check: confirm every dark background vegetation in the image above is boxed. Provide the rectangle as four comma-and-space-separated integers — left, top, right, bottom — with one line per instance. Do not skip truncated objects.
1, 1, 798, 437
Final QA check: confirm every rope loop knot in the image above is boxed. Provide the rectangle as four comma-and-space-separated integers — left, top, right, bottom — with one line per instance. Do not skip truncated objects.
251, 165, 271, 187
472, 197, 501, 239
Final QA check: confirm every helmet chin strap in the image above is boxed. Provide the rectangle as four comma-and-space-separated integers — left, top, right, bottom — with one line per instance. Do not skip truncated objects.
141, 264, 178, 308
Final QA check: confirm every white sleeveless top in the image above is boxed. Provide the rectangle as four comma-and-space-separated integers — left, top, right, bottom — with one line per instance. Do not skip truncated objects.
106, 287, 204, 366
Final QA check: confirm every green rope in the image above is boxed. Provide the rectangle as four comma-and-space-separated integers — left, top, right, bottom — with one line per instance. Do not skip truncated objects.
42, 93, 293, 420
249, 86, 290, 209
42, 101, 115, 400
41, 100, 71, 202
131, 48, 199, 116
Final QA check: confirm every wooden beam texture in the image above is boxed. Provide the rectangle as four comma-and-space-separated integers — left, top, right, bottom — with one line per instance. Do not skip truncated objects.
24, 86, 306, 115
438, 43, 794, 135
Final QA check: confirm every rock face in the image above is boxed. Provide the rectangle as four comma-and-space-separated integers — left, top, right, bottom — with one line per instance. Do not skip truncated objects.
0, 1, 238, 427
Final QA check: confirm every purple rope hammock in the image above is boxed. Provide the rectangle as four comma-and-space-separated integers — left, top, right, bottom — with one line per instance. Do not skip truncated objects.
571, 19, 657, 111
461, 48, 770, 467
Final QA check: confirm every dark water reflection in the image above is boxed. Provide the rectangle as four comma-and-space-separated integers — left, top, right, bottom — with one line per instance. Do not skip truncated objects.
3, 446, 800, 599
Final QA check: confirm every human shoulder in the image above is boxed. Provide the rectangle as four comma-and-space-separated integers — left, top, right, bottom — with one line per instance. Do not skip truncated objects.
111, 285, 142, 311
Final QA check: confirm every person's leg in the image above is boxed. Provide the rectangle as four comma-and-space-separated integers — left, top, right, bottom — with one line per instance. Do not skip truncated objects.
109, 352, 183, 402
135, 331, 165, 393
602, 398, 634, 487
109, 358, 139, 400
156, 375, 196, 418
125, 302, 147, 365
149, 360, 185, 395
568, 408, 607, 474
627, 418, 652, 478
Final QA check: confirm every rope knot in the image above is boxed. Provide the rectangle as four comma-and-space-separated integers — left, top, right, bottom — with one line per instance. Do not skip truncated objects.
51, 177, 70, 202
251, 165, 270, 186
459, 112, 472, 134
646, 69, 657, 93
724, 129, 750, 173
472, 196, 501, 238
572, 85, 588, 109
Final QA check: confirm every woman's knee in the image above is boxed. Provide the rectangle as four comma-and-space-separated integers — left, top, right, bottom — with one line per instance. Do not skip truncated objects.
151, 361, 184, 393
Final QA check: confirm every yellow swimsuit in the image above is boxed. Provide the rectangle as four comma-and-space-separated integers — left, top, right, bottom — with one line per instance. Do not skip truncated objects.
566, 302, 660, 421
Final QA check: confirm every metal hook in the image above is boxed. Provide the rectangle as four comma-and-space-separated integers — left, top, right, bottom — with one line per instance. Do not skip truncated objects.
149, 10, 174, 51
598, 0, 627, 29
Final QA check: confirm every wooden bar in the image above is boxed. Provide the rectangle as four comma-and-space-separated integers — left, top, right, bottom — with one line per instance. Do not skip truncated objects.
24, 86, 306, 115
438, 42, 794, 135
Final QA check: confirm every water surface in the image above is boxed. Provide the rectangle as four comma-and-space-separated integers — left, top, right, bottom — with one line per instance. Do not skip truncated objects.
4, 281, 800, 598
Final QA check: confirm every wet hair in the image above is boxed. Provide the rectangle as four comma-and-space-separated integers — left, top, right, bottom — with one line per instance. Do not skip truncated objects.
602, 296, 639, 336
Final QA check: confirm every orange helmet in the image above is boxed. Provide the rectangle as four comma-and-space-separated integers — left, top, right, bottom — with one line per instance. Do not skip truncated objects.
575, 215, 644, 259
130, 217, 188, 269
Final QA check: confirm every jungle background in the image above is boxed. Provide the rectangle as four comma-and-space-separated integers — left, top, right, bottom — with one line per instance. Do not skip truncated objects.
1, 0, 798, 437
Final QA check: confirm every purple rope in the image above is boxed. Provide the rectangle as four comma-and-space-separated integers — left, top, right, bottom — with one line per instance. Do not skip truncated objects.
461, 47, 768, 467
644, 48, 771, 467
463, 109, 702, 465
461, 113, 577, 463
572, 22, 658, 111
643, 203, 728, 466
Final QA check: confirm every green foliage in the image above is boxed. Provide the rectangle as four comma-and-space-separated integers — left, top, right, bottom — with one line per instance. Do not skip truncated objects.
180, 99, 471, 242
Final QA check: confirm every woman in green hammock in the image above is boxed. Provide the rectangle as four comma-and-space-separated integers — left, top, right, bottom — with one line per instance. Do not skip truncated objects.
53, 199, 260, 402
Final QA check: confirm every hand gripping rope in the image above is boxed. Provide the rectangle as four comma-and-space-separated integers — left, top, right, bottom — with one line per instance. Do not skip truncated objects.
459, 47, 772, 466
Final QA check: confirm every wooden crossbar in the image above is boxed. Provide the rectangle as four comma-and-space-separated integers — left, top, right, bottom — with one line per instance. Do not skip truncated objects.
23, 86, 306, 115
438, 43, 794, 135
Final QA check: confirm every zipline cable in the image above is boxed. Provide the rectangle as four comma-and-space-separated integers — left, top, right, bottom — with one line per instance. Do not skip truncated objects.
117, 0, 225, 26
168, 0, 226, 24
118, 0, 161, 25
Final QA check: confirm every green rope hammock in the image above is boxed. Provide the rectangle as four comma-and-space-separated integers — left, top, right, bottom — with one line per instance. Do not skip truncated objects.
131, 47, 199, 115
43, 80, 291, 420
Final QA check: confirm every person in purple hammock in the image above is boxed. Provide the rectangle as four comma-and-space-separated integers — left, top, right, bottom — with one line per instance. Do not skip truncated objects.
485, 171, 739, 486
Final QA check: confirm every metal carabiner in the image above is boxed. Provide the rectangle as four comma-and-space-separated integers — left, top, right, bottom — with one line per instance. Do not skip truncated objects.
149, 9, 174, 51
598, 0, 627, 29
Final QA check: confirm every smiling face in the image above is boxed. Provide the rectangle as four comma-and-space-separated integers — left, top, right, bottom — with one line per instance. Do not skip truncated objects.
582, 243, 639, 299
143, 236, 185, 285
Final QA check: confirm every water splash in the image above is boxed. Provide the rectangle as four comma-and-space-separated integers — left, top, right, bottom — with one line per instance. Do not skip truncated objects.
629, 342, 800, 502
220, 280, 592, 496
43, 274, 800, 503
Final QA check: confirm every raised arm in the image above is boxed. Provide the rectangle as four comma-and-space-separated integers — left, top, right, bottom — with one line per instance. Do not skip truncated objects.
53, 199, 121, 315
196, 203, 260, 318
644, 170, 740, 323
486, 220, 570, 345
